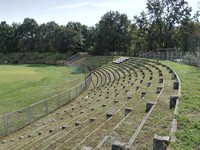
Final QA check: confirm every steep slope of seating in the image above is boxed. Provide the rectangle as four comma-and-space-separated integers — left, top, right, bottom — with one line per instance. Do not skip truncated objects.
0, 57, 180, 150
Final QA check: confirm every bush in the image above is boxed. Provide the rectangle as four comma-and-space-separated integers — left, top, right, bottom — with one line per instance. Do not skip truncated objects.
87, 46, 95, 55
183, 53, 198, 66
12, 59, 19, 64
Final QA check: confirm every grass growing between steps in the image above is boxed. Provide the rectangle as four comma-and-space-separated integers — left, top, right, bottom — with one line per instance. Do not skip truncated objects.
164, 61, 200, 150
0, 64, 85, 115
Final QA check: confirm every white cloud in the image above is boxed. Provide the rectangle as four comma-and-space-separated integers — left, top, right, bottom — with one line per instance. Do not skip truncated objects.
49, 0, 147, 26
92, 1, 138, 10
51, 0, 146, 11
51, 2, 89, 10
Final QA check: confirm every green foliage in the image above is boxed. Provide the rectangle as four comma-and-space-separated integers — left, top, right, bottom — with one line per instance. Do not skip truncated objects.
87, 46, 95, 55
0, 19, 90, 54
94, 11, 132, 54
0, 21, 17, 53
17, 18, 39, 53
132, 11, 149, 52
0, 1, 200, 54
183, 52, 198, 66
133, 0, 200, 52
0, 53, 71, 64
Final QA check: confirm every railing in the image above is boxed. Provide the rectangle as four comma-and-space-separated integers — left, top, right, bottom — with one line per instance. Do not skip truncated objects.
104, 51, 200, 66
139, 51, 184, 61
0, 73, 92, 137
104, 51, 199, 59
66, 52, 88, 65
70, 55, 116, 72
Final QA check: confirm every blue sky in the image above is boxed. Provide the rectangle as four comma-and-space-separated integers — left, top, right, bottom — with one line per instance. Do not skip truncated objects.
0, 0, 199, 26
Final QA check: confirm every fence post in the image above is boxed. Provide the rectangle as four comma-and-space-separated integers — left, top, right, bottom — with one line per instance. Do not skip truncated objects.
27, 106, 32, 123
67, 90, 70, 101
82, 83, 85, 92
82, 83, 84, 93
45, 99, 48, 114
78, 85, 81, 95
76, 86, 78, 97
57, 94, 61, 108
69, 89, 72, 100
171, 52, 173, 61
162, 52, 164, 60
78, 85, 80, 95
85, 77, 87, 89
167, 52, 169, 60
180, 52, 182, 61
80, 83, 82, 94
3, 114, 9, 134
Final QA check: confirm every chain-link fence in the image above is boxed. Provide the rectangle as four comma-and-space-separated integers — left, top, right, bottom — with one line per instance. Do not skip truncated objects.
104, 51, 200, 66
0, 73, 92, 137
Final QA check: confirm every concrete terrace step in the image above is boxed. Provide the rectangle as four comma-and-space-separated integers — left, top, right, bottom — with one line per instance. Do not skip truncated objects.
0, 57, 180, 150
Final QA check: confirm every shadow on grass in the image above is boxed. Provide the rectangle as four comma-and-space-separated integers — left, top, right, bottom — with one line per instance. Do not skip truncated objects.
25, 64, 55, 68
0, 63, 52, 68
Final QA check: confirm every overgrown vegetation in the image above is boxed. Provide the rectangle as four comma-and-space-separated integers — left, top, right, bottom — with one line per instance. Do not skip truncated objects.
183, 52, 199, 66
0, 52, 71, 64
165, 62, 200, 150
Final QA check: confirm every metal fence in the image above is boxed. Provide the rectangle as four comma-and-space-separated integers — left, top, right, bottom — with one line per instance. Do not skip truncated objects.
0, 73, 92, 137
139, 51, 184, 60
105, 51, 199, 59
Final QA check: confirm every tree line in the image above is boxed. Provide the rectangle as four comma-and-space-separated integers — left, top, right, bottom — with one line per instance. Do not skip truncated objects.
0, 0, 200, 55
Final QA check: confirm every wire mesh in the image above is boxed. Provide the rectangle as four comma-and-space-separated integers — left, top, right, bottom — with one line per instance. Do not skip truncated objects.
0, 69, 91, 137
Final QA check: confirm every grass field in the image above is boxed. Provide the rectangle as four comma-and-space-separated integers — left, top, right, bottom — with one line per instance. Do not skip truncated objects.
164, 61, 200, 150
0, 64, 85, 115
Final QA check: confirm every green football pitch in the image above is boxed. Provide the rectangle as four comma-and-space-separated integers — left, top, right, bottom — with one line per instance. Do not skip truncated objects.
0, 64, 85, 115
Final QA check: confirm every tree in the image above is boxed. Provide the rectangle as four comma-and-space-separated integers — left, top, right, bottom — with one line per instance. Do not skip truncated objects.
0, 21, 17, 53
133, 0, 197, 52
37, 21, 59, 53
177, 18, 200, 52
56, 22, 86, 53
17, 18, 39, 52
94, 11, 132, 54
66, 22, 85, 52
85, 26, 96, 54
132, 11, 149, 52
